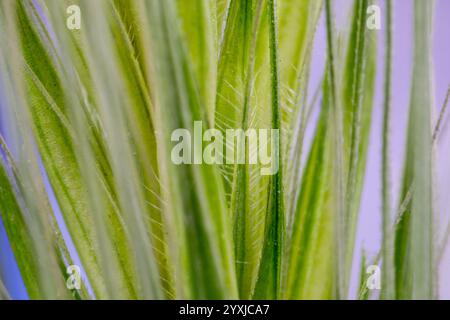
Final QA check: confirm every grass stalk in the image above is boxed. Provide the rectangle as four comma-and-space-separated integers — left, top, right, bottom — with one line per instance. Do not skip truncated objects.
325, 0, 346, 299
381, 0, 394, 300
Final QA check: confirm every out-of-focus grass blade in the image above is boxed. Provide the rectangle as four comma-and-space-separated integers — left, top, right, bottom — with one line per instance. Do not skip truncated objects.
79, 0, 164, 299
278, 0, 322, 104
58, 0, 175, 298
41, 0, 152, 299
177, 0, 217, 126
395, 0, 435, 300
0, 138, 89, 300
0, 156, 41, 299
12, 0, 108, 298
140, 0, 238, 299
217, 0, 230, 42
111, 0, 174, 297
381, 0, 395, 300
15, 0, 161, 299
0, 2, 79, 299
0, 279, 10, 300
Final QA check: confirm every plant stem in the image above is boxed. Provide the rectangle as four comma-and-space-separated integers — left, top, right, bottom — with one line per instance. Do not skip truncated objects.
325, 0, 345, 300
381, 0, 395, 300
253, 0, 285, 300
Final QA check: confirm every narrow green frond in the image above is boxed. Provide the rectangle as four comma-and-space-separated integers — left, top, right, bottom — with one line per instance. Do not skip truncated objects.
177, 0, 218, 126
253, 0, 285, 300
381, 0, 395, 300
396, 0, 435, 300
140, 0, 238, 299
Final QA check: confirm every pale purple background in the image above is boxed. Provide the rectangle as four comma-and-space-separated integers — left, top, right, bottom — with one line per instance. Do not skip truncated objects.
1, 0, 450, 299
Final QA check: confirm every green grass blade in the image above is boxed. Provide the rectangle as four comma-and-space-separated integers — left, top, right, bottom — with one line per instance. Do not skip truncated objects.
229, 0, 265, 298
341, 0, 377, 294
285, 74, 334, 299
177, 0, 218, 126
215, 0, 275, 299
381, 0, 395, 300
396, 0, 435, 300
0, 2, 80, 299
286, 0, 376, 299
140, 0, 238, 299
325, 0, 346, 299
283, 0, 322, 224
0, 157, 41, 298
215, 0, 259, 195
278, 0, 322, 103
12, 0, 110, 298
357, 251, 370, 300
253, 0, 284, 300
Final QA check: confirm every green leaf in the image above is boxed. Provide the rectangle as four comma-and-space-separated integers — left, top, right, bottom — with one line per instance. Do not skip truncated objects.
0, 155, 41, 299
177, 0, 218, 126
13, 0, 108, 298
253, 0, 285, 300
381, 0, 395, 300
286, 0, 377, 299
0, 2, 79, 299
395, 0, 435, 300
215, 0, 273, 299
341, 0, 377, 293
140, 0, 238, 299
